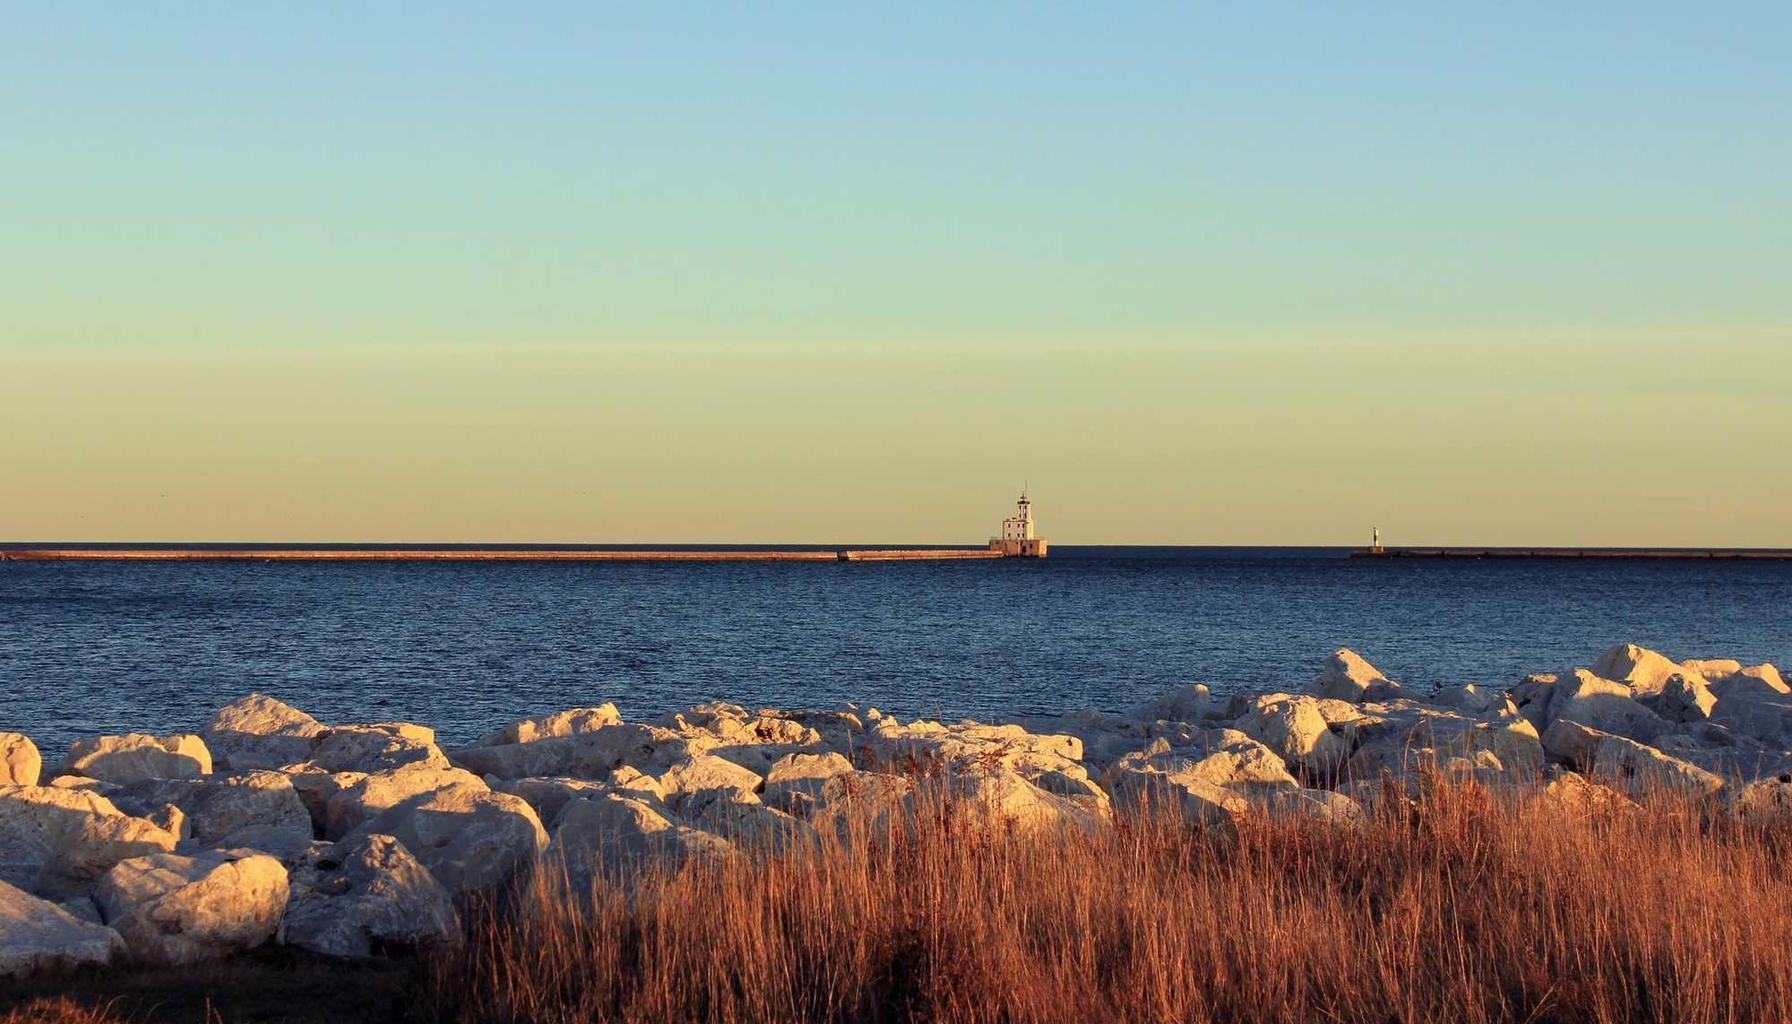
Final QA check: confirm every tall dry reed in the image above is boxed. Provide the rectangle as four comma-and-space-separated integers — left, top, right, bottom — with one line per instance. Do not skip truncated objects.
431, 780, 1792, 1024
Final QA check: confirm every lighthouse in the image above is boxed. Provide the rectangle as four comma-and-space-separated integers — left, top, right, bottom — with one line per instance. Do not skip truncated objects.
989, 490, 1049, 558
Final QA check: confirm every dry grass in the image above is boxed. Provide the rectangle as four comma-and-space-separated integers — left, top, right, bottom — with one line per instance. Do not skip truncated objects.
0, 999, 132, 1024
12, 779, 1791, 1024
430, 779, 1792, 1024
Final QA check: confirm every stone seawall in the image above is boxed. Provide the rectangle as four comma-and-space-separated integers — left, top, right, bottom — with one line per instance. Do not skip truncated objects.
4, 641, 1789, 975
1, 548, 1011, 563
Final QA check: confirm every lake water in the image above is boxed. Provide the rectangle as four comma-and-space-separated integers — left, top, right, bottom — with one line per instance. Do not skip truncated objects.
3, 547, 1789, 760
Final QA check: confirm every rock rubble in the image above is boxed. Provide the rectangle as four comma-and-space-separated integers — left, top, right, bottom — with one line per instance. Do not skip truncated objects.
4, 642, 1790, 977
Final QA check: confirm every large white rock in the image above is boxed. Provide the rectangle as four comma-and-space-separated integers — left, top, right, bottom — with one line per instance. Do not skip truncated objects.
1310, 648, 1401, 703
94, 850, 289, 965
280, 833, 458, 959
656, 702, 824, 748
203, 694, 326, 770
0, 786, 176, 896
1536, 769, 1638, 816
59, 734, 212, 784
949, 767, 1101, 833
1100, 732, 1298, 798
1708, 681, 1792, 749
808, 771, 917, 841
860, 719, 1083, 778
1544, 722, 1723, 797
39, 812, 180, 898
448, 723, 712, 780
1546, 670, 1667, 745
1128, 684, 1223, 724
113, 771, 312, 849
1429, 684, 1512, 715
0, 734, 42, 787
761, 752, 856, 816
1735, 775, 1792, 825
494, 771, 666, 828
1104, 769, 1249, 830
655, 754, 764, 814
547, 793, 735, 892
341, 786, 547, 895
320, 766, 487, 840
1257, 788, 1366, 827
1347, 709, 1543, 783
484, 704, 622, 746
1655, 673, 1718, 723
310, 724, 448, 774
689, 796, 818, 852
1233, 694, 1349, 777
0, 879, 124, 977
1591, 643, 1695, 697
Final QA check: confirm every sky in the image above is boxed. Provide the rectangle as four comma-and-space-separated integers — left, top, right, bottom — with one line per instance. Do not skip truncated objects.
3, 3, 1788, 545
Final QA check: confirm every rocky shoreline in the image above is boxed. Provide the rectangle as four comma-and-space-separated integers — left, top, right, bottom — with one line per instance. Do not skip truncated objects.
4, 642, 1791, 978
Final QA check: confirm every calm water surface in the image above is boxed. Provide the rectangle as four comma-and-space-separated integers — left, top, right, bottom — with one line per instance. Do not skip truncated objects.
3, 547, 1789, 759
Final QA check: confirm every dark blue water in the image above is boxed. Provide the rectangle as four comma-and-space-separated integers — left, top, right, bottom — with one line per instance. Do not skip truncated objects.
3, 547, 1789, 760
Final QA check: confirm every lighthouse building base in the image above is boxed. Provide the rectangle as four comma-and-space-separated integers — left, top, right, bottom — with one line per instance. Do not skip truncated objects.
989, 538, 1049, 558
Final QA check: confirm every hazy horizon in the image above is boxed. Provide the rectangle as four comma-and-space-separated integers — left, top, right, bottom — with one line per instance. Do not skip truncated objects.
5, 4, 1788, 546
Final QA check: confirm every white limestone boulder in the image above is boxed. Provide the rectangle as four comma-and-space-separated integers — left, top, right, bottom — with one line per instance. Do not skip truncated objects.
38, 812, 180, 898
1105, 769, 1249, 830
341, 786, 547, 895
761, 752, 855, 816
1545, 670, 1667, 746
203, 694, 326, 770
310, 724, 448, 774
320, 766, 486, 840
809, 771, 916, 841
655, 754, 764, 815
482, 704, 622, 746
1735, 775, 1792, 825
1536, 769, 1639, 816
59, 734, 212, 784
1430, 684, 1512, 716
1100, 732, 1298, 798
1310, 648, 1402, 703
1544, 723, 1724, 797
448, 723, 713, 780
1589, 734, 1725, 798
280, 833, 458, 959
94, 850, 288, 965
112, 771, 312, 850
1591, 643, 1695, 697
1654, 672, 1718, 723
1, 734, 42, 787
1128, 684, 1224, 724
1232, 694, 1349, 778
1346, 708, 1543, 783
0, 879, 124, 977
1258, 788, 1367, 827
547, 793, 735, 892
1708, 679, 1792, 749
656, 702, 825, 748
495, 768, 668, 827
949, 766, 1102, 833
689, 796, 818, 852
0, 786, 176, 896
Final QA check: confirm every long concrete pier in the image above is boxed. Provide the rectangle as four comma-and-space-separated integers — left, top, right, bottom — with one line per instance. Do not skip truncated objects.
1353, 548, 1792, 560
0, 547, 1011, 563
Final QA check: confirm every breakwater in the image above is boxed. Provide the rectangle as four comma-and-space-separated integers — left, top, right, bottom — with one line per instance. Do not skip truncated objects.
0, 547, 1009, 563
1354, 548, 1792, 560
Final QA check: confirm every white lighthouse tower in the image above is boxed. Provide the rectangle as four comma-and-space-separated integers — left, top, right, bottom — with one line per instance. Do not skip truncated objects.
989, 490, 1048, 557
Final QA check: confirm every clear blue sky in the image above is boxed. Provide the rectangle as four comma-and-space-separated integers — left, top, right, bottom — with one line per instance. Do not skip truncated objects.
3, 4, 1789, 543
